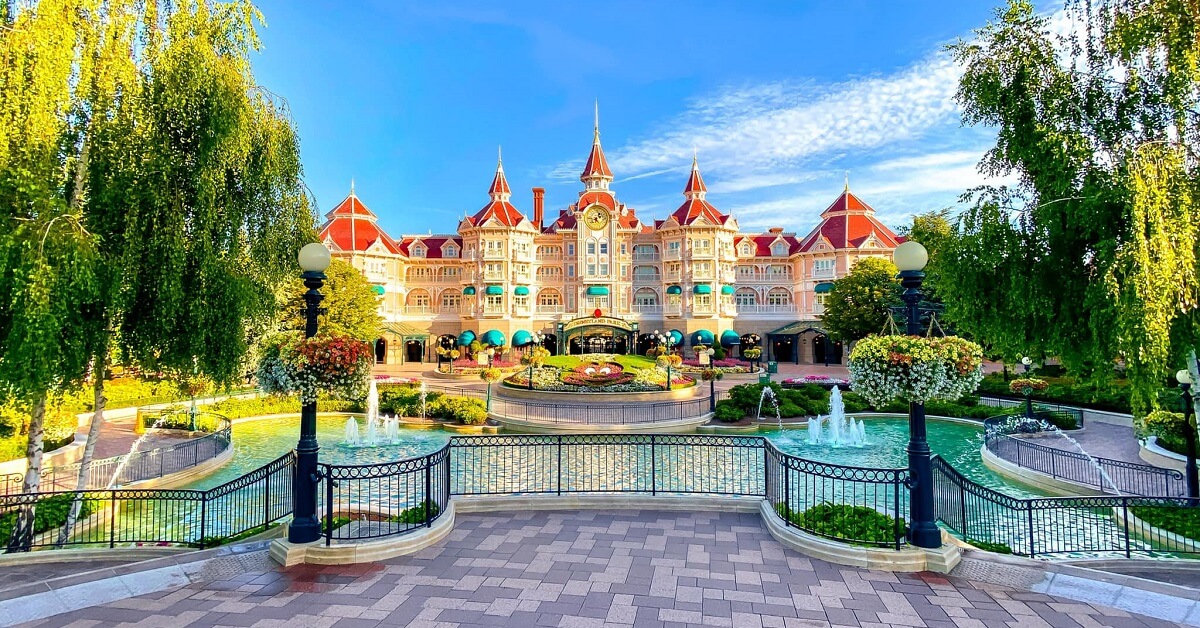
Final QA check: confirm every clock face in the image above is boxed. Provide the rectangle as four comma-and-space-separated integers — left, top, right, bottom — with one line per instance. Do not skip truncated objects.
582, 205, 609, 231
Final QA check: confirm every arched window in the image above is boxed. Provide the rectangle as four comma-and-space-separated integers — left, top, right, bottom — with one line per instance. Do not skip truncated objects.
633, 288, 659, 306
766, 288, 791, 306
771, 242, 788, 256
407, 289, 431, 310
632, 265, 659, 280
440, 291, 460, 313
734, 288, 758, 306
739, 243, 754, 257
537, 266, 563, 279
599, 238, 609, 255
586, 239, 597, 255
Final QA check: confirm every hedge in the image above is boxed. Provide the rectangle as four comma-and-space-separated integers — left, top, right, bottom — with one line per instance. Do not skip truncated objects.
774, 502, 906, 547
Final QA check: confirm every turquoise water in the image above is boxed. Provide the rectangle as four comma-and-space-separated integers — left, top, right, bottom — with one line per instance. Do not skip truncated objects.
184, 414, 1045, 498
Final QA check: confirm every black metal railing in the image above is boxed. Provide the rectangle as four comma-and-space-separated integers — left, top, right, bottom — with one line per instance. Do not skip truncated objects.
0, 452, 293, 550
976, 396, 1087, 428
933, 457, 1200, 557
320, 448, 451, 546
983, 416, 1184, 497
486, 397, 714, 425
1, 414, 233, 495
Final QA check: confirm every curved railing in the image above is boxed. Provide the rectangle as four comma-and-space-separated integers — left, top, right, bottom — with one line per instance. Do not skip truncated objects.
1, 413, 233, 495
982, 416, 1185, 497
486, 397, 714, 425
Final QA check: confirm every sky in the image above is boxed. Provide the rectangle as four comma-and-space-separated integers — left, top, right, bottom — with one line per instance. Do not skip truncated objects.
249, 0, 1045, 238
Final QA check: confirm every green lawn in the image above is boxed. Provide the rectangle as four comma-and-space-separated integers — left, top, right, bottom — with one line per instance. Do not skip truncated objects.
543, 354, 657, 371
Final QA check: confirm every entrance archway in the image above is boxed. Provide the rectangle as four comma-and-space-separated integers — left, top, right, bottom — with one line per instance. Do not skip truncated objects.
813, 334, 843, 365
405, 340, 424, 363
540, 333, 558, 356
374, 338, 387, 364
556, 315, 638, 356
771, 337, 794, 362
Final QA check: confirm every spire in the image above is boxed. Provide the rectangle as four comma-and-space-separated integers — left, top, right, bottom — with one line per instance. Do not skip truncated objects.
581, 100, 613, 188
844, 171, 849, 192
488, 148, 512, 200
683, 152, 707, 199
350, 178, 356, 196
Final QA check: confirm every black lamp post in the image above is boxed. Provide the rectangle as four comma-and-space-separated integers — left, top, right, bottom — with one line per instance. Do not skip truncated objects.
1178, 369, 1197, 500
527, 332, 544, 391
289, 242, 330, 544
895, 241, 940, 550
1021, 356, 1034, 419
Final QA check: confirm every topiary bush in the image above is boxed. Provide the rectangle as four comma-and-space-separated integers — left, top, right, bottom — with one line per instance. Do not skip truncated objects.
428, 397, 487, 425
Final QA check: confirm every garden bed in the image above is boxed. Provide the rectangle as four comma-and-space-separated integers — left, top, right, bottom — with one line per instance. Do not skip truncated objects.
501, 355, 695, 393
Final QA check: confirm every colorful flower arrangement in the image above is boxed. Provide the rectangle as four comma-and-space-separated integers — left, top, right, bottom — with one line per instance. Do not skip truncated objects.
479, 368, 505, 384
501, 363, 696, 392
699, 368, 724, 382
656, 354, 684, 368
256, 334, 373, 404
1008, 378, 1049, 395
847, 334, 985, 407
562, 362, 636, 386
783, 375, 851, 386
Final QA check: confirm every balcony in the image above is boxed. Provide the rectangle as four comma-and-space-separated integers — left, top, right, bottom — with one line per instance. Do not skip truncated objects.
664, 305, 683, 317
404, 306, 435, 316
536, 305, 565, 315
812, 268, 835, 280
482, 250, 506, 260
537, 254, 563, 262
813, 303, 826, 315
664, 249, 682, 260
482, 304, 506, 315
631, 304, 662, 314
632, 274, 662, 284
663, 272, 682, 282
482, 272, 505, 281
690, 271, 714, 281
633, 253, 660, 262
733, 304, 798, 315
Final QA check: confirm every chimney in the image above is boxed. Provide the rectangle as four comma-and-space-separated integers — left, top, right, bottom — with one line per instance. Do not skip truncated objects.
532, 187, 545, 230
768, 227, 784, 234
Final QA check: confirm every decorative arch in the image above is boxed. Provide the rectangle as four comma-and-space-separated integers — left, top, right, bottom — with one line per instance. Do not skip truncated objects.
766, 288, 792, 305
537, 288, 562, 306
633, 287, 659, 305
406, 289, 431, 307
734, 288, 758, 306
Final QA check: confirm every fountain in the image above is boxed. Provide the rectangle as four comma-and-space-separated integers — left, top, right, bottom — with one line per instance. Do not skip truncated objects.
383, 415, 400, 441
419, 381, 428, 420
757, 386, 783, 430
344, 417, 362, 446
105, 413, 172, 488
806, 386, 868, 447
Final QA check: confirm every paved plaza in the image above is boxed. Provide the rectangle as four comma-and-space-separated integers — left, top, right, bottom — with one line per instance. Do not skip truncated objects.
17, 509, 1186, 628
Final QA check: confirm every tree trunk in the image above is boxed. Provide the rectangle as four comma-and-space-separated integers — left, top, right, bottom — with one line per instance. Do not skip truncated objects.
7, 391, 48, 552
56, 353, 108, 547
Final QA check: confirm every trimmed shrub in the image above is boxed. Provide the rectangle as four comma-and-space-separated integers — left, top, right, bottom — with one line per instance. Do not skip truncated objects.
966, 538, 1013, 554
774, 502, 906, 547
427, 397, 487, 425
389, 500, 441, 524
0, 493, 97, 541
713, 399, 745, 422
1130, 505, 1200, 541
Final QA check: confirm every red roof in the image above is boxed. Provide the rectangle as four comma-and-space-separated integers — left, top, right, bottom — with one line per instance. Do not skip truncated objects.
798, 189, 900, 252
683, 156, 707, 195
397, 236, 464, 258
544, 208, 578, 233
318, 192, 401, 253
667, 158, 728, 226
469, 159, 526, 227
580, 130, 613, 181
734, 234, 801, 257
488, 157, 511, 197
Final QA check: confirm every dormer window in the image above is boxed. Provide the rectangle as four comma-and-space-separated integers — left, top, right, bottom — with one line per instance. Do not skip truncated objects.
412, 245, 425, 258
444, 245, 458, 258
739, 243, 753, 257
771, 242, 788, 256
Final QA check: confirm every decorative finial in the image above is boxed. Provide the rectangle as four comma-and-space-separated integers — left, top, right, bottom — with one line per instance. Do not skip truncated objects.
692, 147, 698, 169
593, 99, 600, 142
350, 178, 356, 196
844, 171, 849, 192
497, 145, 503, 170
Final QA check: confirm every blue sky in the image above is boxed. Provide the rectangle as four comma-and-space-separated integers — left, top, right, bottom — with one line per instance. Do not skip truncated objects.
250, 1, 1040, 238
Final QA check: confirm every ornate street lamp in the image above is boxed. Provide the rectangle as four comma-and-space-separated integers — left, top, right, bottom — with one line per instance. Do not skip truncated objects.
290, 242, 330, 544
527, 332, 544, 391
1020, 356, 1034, 419
1178, 369, 1197, 500
894, 241, 940, 549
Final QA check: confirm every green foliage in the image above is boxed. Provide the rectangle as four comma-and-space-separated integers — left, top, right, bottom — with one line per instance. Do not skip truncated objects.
279, 259, 381, 342
378, 386, 442, 417
965, 538, 1013, 554
726, 383, 829, 418
196, 521, 283, 548
185, 395, 358, 421
713, 399, 745, 423
388, 500, 441, 524
1130, 506, 1200, 542
943, 0, 1200, 415
774, 502, 906, 547
0, 493, 97, 542
713, 346, 726, 360
976, 373, 1143, 413
1137, 410, 1189, 454
427, 396, 487, 425
900, 209, 954, 308
821, 258, 902, 342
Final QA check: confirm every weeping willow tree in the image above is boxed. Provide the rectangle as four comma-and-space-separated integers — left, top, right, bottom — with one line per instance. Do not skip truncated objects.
0, 0, 313, 551
942, 0, 1200, 415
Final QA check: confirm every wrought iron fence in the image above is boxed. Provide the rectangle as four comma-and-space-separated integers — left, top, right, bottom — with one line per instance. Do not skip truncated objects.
982, 417, 1184, 497
320, 448, 451, 546
977, 396, 1086, 428
933, 457, 1200, 557
1, 414, 233, 495
0, 452, 293, 551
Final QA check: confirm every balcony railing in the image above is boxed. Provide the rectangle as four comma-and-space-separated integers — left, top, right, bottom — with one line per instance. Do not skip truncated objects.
664, 249, 681, 260
404, 306, 435, 316
633, 253, 660, 262
482, 250, 506, 259
536, 254, 563, 261
632, 274, 662, 284
482, 272, 505, 281
812, 268, 836, 279
535, 305, 565, 315
663, 272, 682, 282
664, 305, 682, 317
734, 304, 798, 315
482, 304, 505, 315
631, 304, 662, 314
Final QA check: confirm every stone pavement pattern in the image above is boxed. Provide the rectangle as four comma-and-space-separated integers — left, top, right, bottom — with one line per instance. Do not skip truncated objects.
23, 510, 1181, 628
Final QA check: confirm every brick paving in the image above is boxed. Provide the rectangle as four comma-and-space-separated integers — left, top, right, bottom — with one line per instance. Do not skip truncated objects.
22, 510, 1183, 628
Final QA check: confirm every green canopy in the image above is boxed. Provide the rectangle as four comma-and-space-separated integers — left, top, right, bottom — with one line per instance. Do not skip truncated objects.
720, 285, 734, 295
514, 286, 530, 296
720, 330, 741, 346
693, 284, 712, 294
666, 285, 682, 295
457, 330, 476, 346
371, 285, 385, 295
669, 329, 685, 346
462, 286, 476, 296
481, 329, 505, 346
512, 330, 532, 346
485, 285, 504, 296
585, 286, 610, 296
690, 330, 715, 346
814, 282, 835, 294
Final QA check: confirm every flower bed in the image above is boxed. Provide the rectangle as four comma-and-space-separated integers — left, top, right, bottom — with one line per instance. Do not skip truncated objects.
503, 364, 694, 392
783, 375, 850, 387
677, 358, 754, 374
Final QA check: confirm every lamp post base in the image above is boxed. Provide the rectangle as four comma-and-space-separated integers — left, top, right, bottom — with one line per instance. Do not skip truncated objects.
287, 517, 322, 544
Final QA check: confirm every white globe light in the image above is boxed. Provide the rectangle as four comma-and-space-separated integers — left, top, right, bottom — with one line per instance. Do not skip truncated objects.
893, 241, 929, 272
1021, 356, 1032, 366
1178, 369, 1194, 385
298, 242, 331, 272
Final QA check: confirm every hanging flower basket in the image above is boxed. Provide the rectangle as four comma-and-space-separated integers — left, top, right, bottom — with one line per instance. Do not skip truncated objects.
1009, 377, 1049, 395
256, 335, 373, 404
847, 335, 985, 407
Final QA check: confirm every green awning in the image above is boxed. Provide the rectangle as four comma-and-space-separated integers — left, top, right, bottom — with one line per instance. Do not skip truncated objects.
720, 330, 741, 346
585, 286, 610, 296
693, 284, 712, 294
720, 285, 734, 295
514, 286, 530, 296
512, 330, 532, 346
690, 330, 715, 346
669, 329, 685, 346
481, 329, 505, 346
462, 286, 476, 296
666, 285, 682, 295
766, 321, 826, 336
485, 285, 504, 296
457, 330, 476, 346
815, 282, 835, 293
371, 285, 385, 295
382, 323, 430, 339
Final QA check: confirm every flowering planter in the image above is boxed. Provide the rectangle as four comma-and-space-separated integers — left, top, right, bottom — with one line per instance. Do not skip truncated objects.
256, 335, 374, 404
848, 335, 984, 407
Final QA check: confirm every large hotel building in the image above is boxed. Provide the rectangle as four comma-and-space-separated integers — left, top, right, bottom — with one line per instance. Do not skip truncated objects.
319, 123, 901, 367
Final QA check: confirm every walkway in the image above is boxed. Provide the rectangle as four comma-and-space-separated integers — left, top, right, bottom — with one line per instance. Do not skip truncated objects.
18, 510, 1186, 627
1033, 421, 1144, 465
